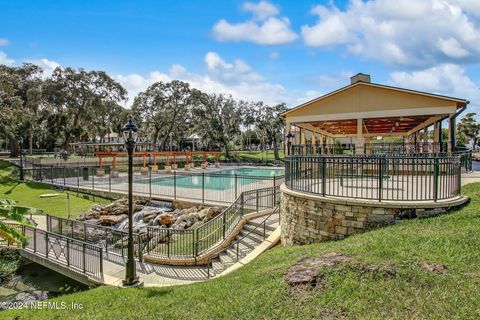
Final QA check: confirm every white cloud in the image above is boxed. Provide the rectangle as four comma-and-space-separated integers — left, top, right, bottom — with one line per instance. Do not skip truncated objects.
27, 58, 61, 77
301, 0, 480, 67
115, 51, 310, 106
389, 63, 480, 111
243, 0, 279, 20
212, 1, 297, 45
0, 51, 15, 66
0, 38, 9, 46
437, 37, 470, 58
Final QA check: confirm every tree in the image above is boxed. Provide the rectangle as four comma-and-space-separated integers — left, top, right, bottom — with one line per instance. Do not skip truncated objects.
132, 80, 197, 150
0, 63, 44, 156
457, 113, 479, 150
255, 103, 288, 160
44, 67, 127, 148
193, 94, 243, 157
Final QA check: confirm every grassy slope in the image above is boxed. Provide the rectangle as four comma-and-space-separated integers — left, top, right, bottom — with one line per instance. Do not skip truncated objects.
0, 160, 109, 218
5, 183, 480, 319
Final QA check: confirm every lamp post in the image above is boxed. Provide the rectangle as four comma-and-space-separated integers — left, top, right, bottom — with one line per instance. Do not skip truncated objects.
121, 116, 140, 286
286, 132, 294, 156
18, 138, 24, 181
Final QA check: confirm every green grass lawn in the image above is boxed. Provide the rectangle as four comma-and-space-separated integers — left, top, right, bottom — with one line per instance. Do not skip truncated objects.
0, 160, 109, 218
4, 182, 480, 319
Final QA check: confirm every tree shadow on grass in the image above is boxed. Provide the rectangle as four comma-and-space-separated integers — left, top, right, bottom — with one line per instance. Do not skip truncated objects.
3, 182, 20, 195
144, 288, 173, 298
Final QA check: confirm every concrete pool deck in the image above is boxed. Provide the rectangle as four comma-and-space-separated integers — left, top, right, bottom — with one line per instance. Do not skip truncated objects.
47, 165, 285, 207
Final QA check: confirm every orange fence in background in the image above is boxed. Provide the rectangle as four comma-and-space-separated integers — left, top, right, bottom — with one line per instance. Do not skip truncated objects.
95, 151, 223, 168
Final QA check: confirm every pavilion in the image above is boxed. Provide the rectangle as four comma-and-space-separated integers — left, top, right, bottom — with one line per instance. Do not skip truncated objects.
282, 73, 468, 154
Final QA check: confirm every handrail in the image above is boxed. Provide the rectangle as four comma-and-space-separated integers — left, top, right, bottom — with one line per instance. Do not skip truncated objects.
207, 207, 279, 279
46, 214, 145, 262
1, 222, 103, 277
146, 185, 280, 260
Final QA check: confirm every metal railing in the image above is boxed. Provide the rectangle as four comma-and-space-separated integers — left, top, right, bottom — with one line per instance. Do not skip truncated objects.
27, 164, 284, 205
1, 223, 103, 278
285, 155, 462, 202
44, 185, 280, 263
206, 207, 279, 279
364, 142, 449, 154
291, 144, 355, 155
146, 185, 280, 261
46, 215, 145, 262
288, 143, 472, 173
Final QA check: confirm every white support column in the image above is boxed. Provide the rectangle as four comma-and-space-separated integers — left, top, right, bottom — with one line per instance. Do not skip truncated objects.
311, 133, 316, 154
355, 118, 364, 155
448, 115, 455, 152
433, 121, 440, 143
319, 134, 324, 154
300, 128, 306, 145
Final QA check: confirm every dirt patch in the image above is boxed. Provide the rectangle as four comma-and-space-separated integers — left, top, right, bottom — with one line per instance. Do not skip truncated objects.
464, 272, 479, 278
286, 275, 325, 298
315, 308, 347, 320
284, 253, 352, 287
419, 261, 447, 274
353, 263, 397, 278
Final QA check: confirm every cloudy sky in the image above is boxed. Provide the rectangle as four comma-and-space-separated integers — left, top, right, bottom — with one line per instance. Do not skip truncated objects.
0, 0, 479, 111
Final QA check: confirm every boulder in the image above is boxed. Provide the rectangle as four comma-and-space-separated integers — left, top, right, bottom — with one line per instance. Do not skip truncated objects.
171, 209, 182, 218
143, 210, 160, 223
98, 214, 128, 225
284, 253, 352, 287
187, 213, 200, 227
83, 219, 101, 225
198, 207, 221, 221
172, 221, 187, 230
156, 213, 175, 226
190, 221, 204, 229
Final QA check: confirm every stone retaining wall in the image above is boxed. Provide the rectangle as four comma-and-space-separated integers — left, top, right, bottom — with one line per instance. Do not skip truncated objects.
280, 184, 468, 245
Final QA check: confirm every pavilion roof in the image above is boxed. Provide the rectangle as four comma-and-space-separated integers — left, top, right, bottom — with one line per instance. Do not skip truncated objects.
282, 81, 468, 117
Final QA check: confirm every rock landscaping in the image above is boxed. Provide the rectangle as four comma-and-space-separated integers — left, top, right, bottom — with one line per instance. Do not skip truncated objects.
77, 197, 222, 233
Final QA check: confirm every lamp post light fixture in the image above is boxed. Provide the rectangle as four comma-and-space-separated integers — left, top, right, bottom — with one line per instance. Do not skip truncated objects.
286, 131, 294, 156
121, 116, 140, 287
18, 138, 24, 181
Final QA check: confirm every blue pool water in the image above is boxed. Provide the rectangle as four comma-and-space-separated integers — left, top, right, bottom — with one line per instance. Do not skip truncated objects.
146, 167, 284, 190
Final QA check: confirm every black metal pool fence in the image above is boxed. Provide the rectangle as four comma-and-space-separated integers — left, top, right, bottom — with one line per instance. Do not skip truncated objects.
285, 154, 465, 202
26, 164, 285, 205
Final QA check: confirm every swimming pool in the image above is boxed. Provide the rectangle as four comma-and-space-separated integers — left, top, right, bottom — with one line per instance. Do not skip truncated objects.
144, 167, 284, 190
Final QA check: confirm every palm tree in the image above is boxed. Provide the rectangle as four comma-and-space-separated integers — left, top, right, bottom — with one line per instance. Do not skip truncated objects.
0, 199, 39, 245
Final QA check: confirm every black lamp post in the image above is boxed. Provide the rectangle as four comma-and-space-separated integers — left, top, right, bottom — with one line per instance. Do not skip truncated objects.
121, 116, 140, 286
18, 138, 24, 181
286, 132, 294, 156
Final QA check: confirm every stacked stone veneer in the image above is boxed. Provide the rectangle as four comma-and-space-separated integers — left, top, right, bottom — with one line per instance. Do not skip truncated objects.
280, 185, 467, 245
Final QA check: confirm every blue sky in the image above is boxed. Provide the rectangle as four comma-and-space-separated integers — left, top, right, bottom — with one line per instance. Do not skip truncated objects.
0, 0, 479, 110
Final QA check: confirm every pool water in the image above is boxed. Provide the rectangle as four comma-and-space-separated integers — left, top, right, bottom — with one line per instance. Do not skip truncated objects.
147, 167, 284, 190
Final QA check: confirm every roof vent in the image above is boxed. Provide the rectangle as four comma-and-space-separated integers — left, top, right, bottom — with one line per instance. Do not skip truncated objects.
350, 73, 371, 84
